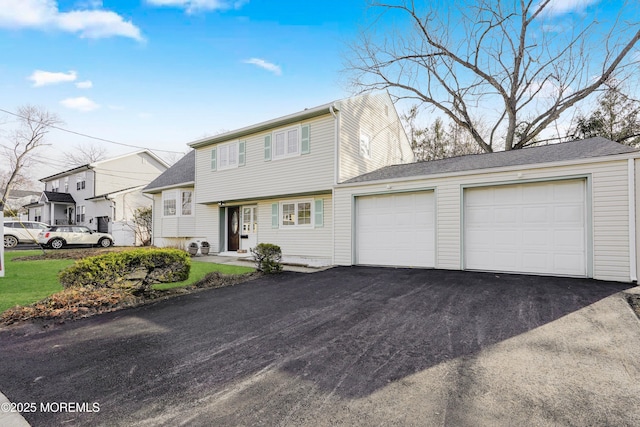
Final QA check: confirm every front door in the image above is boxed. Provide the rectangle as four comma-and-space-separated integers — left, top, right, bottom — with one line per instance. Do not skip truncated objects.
227, 206, 240, 251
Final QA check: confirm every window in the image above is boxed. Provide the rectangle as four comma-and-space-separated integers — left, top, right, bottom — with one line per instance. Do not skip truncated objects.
64, 177, 69, 192
76, 172, 86, 190
360, 133, 371, 158
280, 200, 312, 227
51, 180, 59, 192
163, 189, 193, 216
273, 127, 299, 160
76, 205, 85, 223
33, 208, 42, 222
242, 206, 257, 234
163, 192, 177, 216
181, 190, 193, 216
218, 142, 239, 170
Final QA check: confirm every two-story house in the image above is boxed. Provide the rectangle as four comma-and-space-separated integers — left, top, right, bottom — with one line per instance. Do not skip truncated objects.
26, 150, 169, 246
144, 92, 414, 264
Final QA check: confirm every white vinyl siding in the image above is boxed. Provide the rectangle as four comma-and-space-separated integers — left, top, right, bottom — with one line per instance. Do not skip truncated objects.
334, 158, 633, 282
195, 116, 334, 203
338, 92, 414, 183
257, 196, 333, 262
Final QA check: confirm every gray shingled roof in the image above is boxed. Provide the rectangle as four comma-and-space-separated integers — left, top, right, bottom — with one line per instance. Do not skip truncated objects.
344, 137, 638, 184
43, 191, 76, 203
144, 150, 195, 192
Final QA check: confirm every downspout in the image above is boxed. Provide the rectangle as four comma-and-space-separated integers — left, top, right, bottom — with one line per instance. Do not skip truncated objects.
330, 103, 338, 266
629, 159, 637, 282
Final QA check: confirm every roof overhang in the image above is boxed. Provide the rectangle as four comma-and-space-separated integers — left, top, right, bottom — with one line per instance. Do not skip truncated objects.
188, 103, 338, 149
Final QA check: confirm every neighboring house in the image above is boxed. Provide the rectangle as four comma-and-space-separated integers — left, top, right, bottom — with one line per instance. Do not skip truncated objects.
25, 150, 168, 246
1, 190, 41, 220
333, 137, 639, 283
145, 92, 414, 263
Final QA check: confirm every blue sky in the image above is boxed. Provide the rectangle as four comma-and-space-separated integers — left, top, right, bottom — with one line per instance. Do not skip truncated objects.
0, 0, 636, 177
0, 0, 368, 172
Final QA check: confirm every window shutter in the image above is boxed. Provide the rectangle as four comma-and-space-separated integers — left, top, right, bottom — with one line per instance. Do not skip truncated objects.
301, 124, 310, 154
314, 199, 323, 227
264, 135, 272, 161
211, 148, 217, 171
238, 140, 246, 166
271, 203, 279, 228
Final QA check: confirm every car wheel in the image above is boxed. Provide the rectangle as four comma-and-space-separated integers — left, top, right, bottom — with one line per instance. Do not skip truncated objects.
99, 238, 113, 248
50, 238, 64, 250
4, 235, 18, 249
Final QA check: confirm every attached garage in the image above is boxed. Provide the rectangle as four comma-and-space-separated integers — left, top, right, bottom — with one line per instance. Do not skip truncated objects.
356, 191, 435, 268
463, 179, 588, 276
335, 138, 638, 282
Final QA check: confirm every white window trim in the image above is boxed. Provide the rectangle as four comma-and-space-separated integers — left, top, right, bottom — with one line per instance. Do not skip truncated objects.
163, 189, 193, 217
272, 126, 301, 161
280, 199, 313, 228
360, 132, 371, 159
180, 190, 194, 217
217, 141, 239, 170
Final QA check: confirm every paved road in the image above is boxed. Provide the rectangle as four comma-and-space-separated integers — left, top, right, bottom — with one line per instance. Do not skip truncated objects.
0, 267, 639, 426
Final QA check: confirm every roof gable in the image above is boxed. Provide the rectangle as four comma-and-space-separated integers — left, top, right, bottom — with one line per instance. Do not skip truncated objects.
144, 150, 195, 192
343, 137, 638, 184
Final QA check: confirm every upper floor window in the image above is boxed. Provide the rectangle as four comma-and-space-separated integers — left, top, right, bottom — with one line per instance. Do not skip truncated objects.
360, 133, 371, 158
264, 125, 310, 161
51, 179, 60, 192
76, 172, 86, 190
211, 141, 245, 171
64, 177, 69, 192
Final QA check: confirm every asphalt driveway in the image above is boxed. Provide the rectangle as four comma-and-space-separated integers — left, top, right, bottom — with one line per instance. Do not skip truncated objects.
1, 267, 639, 426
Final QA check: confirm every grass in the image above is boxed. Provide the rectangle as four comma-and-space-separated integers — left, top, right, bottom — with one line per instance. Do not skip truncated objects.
0, 250, 255, 313
0, 251, 72, 313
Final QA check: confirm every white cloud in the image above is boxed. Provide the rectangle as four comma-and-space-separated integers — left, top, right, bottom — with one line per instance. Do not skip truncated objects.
76, 80, 93, 89
0, 0, 143, 41
243, 58, 282, 76
60, 96, 100, 112
146, 0, 248, 14
541, 0, 599, 16
29, 69, 77, 87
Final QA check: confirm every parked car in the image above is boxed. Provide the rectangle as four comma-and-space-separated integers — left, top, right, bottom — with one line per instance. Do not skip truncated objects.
37, 225, 114, 249
3, 221, 50, 248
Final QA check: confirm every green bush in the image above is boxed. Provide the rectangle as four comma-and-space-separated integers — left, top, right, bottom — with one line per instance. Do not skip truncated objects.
250, 243, 283, 274
59, 248, 191, 293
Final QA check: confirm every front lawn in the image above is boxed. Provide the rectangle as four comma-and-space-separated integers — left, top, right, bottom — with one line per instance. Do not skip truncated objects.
0, 251, 72, 313
0, 250, 255, 314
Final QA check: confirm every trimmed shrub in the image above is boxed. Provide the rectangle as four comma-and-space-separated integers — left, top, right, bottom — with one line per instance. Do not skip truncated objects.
59, 248, 191, 293
250, 243, 283, 274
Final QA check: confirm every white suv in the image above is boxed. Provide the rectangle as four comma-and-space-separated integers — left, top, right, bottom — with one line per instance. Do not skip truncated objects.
3, 221, 50, 248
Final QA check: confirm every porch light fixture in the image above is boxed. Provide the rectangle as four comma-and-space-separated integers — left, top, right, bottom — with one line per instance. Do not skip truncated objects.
218, 201, 225, 207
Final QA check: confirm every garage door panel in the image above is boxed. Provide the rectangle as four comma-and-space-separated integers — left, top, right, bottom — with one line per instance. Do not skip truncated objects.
523, 206, 550, 223
464, 180, 587, 276
357, 192, 435, 268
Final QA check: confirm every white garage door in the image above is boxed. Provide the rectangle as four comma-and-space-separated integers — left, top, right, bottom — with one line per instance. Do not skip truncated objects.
464, 179, 587, 276
356, 191, 435, 267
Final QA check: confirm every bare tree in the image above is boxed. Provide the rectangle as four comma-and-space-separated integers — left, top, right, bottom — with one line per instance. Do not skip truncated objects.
403, 106, 482, 161
61, 143, 109, 168
347, 0, 640, 152
569, 81, 640, 146
0, 105, 63, 210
